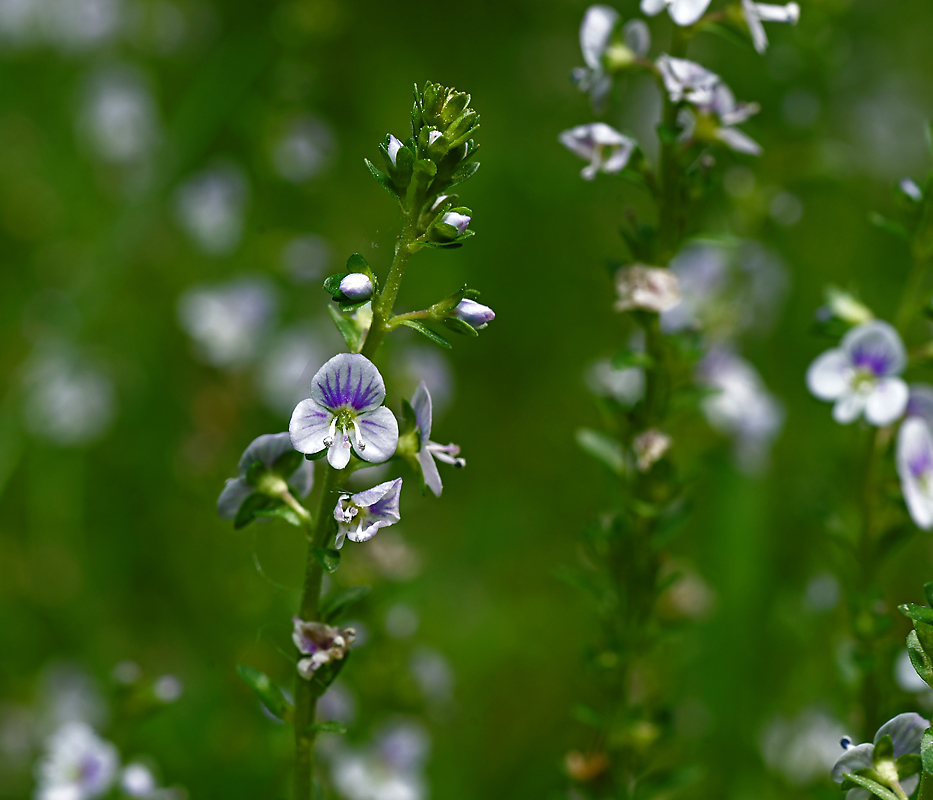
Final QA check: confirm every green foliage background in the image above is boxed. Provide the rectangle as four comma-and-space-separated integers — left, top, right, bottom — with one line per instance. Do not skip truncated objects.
2, 0, 933, 797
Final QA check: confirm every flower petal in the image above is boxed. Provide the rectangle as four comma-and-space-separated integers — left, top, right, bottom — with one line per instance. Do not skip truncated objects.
289, 398, 332, 455
753, 1, 800, 24
715, 127, 763, 156
624, 19, 651, 57
842, 320, 907, 377
287, 460, 315, 499
833, 393, 865, 424
580, 5, 618, 70
864, 377, 908, 426
237, 432, 295, 475
669, 0, 713, 26
898, 422, 933, 530
418, 447, 443, 498
411, 381, 433, 441
640, 0, 669, 16
875, 712, 930, 758
907, 384, 933, 422
367, 477, 402, 523
311, 353, 386, 413
831, 742, 875, 783
742, 0, 769, 53
806, 349, 850, 401
218, 478, 252, 520
356, 406, 399, 464
327, 434, 353, 470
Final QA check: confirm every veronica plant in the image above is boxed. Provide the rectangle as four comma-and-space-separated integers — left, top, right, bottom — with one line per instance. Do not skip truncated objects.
217, 82, 491, 799
559, 3, 794, 796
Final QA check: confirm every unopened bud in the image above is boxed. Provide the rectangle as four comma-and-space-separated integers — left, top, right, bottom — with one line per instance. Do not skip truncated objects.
443, 212, 471, 235
453, 298, 495, 329
387, 134, 402, 167
339, 273, 374, 301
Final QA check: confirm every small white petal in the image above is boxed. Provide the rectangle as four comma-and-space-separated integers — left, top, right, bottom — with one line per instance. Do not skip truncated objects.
580, 5, 619, 70
865, 378, 909, 426
641, 0, 669, 15
806, 349, 850, 401
669, 0, 713, 26
418, 447, 443, 498
898, 419, 933, 529
411, 381, 433, 441
327, 436, 353, 469
623, 19, 651, 57
833, 393, 865, 424
716, 127, 763, 156
356, 406, 399, 463
742, 0, 769, 53
387, 134, 402, 167
289, 398, 332, 455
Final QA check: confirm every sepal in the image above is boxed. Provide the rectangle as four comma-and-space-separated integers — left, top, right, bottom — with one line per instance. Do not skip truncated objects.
236, 665, 292, 722
311, 545, 341, 573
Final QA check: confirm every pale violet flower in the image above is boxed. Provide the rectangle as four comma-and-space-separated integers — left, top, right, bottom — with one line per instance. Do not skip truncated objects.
121, 763, 156, 798
897, 417, 933, 530
333, 478, 403, 548
615, 265, 682, 313
290, 354, 399, 470
217, 432, 314, 520
699, 348, 783, 472
339, 273, 374, 301
572, 6, 650, 111
330, 721, 430, 800
292, 618, 355, 679
387, 134, 403, 167
806, 320, 909, 426
411, 382, 464, 497
174, 164, 248, 255
906, 384, 933, 423
832, 713, 928, 800
901, 178, 924, 203
657, 55, 720, 107
452, 299, 494, 329
742, 1, 800, 54
641, 0, 711, 26
35, 722, 119, 800
701, 84, 762, 155
559, 122, 636, 181
442, 212, 470, 235
79, 67, 160, 165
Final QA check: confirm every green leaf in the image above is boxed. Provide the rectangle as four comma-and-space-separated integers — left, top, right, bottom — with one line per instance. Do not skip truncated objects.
320, 586, 371, 622
236, 665, 291, 721
576, 428, 625, 476
364, 158, 399, 200
346, 253, 369, 273
907, 630, 933, 689
327, 304, 360, 351
901, 603, 933, 624
311, 546, 341, 573
873, 735, 894, 765
870, 212, 911, 240
657, 122, 682, 146
323, 271, 349, 297
839, 772, 899, 800
923, 582, 933, 608
896, 752, 922, 780
611, 350, 655, 370
926, 120, 933, 161
442, 316, 480, 337
253, 505, 302, 528
272, 449, 303, 479
400, 320, 451, 349
921, 727, 933, 775
245, 459, 269, 487
234, 492, 274, 530
917, 620, 933, 656
446, 160, 480, 190
307, 720, 348, 735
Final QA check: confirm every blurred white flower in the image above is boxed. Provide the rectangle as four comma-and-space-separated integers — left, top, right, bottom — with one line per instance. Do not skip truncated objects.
152, 676, 182, 704
760, 708, 847, 785
804, 573, 839, 611
614, 264, 681, 313
40, 0, 122, 51
330, 722, 430, 800
318, 682, 356, 725
258, 325, 326, 416
282, 234, 332, 285
79, 67, 159, 165
698, 348, 783, 472
23, 347, 115, 447
272, 116, 334, 182
176, 277, 276, 368
586, 359, 645, 407
121, 763, 156, 798
384, 604, 419, 639
174, 165, 248, 255
410, 648, 453, 706
35, 722, 119, 800
559, 122, 636, 180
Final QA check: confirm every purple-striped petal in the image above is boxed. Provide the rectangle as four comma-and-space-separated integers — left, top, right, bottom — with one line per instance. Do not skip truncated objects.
831, 742, 874, 783
411, 382, 433, 441
898, 420, 933, 529
356, 406, 399, 464
311, 353, 385, 413
237, 432, 295, 474
874, 712, 929, 758
217, 477, 252, 519
865, 377, 908, 426
289, 398, 332, 456
418, 447, 443, 497
843, 321, 906, 378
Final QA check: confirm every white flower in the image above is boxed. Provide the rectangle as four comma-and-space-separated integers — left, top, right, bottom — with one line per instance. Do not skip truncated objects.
35, 722, 119, 800
641, 0, 712, 26
657, 55, 720, 106
290, 354, 399, 470
387, 134, 403, 167
333, 478, 403, 548
339, 273, 374, 301
442, 212, 471, 235
451, 299, 495, 329
633, 429, 672, 472
121, 763, 157, 798
174, 165, 248, 255
897, 417, 933, 529
292, 618, 355, 679
559, 122, 636, 180
410, 382, 464, 497
742, 1, 800, 54
614, 265, 682, 313
806, 320, 909, 426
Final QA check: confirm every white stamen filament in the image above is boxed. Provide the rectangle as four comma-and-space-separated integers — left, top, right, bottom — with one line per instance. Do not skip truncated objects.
351, 419, 366, 451
324, 417, 338, 448
429, 442, 463, 467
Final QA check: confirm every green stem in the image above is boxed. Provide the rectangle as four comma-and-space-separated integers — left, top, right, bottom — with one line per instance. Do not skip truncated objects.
656, 30, 688, 265
293, 464, 347, 799
919, 770, 933, 800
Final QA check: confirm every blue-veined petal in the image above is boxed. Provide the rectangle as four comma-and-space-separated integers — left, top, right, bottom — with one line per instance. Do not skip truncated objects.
356, 406, 399, 464
289, 398, 332, 456
311, 353, 385, 413
864, 377, 908, 426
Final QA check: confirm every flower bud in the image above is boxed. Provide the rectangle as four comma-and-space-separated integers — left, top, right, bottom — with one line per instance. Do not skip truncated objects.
452, 298, 495, 329
443, 212, 471, 235
387, 134, 403, 167
338, 273, 374, 301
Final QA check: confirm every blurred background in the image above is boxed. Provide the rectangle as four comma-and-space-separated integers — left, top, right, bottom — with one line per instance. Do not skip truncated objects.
2, 0, 933, 797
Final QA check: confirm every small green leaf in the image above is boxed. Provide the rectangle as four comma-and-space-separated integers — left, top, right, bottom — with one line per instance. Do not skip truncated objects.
442, 316, 480, 337
611, 350, 655, 370
576, 428, 625, 476
272, 449, 304, 479
236, 665, 291, 721
311, 546, 341, 573
917, 620, 933, 656
873, 735, 894, 765
400, 320, 452, 349
307, 720, 348, 735
346, 253, 369, 273
839, 772, 898, 800
901, 603, 933, 624
320, 586, 371, 622
364, 158, 399, 200
923, 582, 933, 608
234, 492, 274, 530
323, 271, 349, 297
253, 505, 302, 528
701, 21, 750, 48
327, 304, 360, 351
921, 727, 933, 775
446, 160, 480, 190
907, 630, 933, 689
